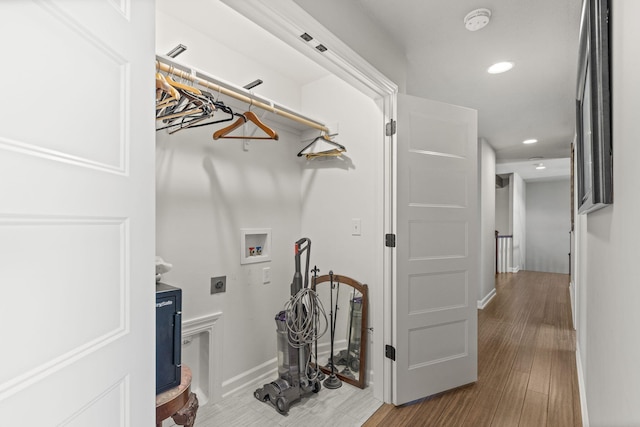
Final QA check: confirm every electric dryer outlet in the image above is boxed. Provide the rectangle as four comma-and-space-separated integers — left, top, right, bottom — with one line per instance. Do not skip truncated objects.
210, 276, 226, 294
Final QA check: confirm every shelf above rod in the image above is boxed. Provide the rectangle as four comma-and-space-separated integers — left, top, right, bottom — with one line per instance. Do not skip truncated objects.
156, 54, 329, 134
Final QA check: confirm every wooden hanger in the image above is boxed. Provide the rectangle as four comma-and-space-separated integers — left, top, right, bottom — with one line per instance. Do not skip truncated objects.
303, 148, 345, 159
156, 73, 180, 114
212, 110, 279, 140
156, 73, 179, 98
297, 134, 345, 158
165, 73, 202, 96
212, 114, 246, 140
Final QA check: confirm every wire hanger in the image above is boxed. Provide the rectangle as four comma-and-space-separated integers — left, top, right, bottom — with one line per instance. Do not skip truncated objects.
166, 98, 236, 134
297, 133, 346, 159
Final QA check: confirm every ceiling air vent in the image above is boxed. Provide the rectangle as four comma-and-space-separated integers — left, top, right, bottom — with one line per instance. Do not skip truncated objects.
300, 32, 313, 42
315, 44, 328, 53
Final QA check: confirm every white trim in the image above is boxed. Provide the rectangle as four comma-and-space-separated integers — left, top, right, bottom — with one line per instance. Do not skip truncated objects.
576, 347, 589, 426
382, 93, 397, 405
220, 0, 396, 99
569, 280, 577, 329
477, 288, 496, 309
182, 313, 223, 404
222, 357, 277, 398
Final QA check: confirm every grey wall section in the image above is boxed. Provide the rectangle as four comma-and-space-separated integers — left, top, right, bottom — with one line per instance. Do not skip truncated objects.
511, 173, 526, 271
495, 183, 510, 235
525, 179, 570, 273
576, 1, 640, 424
479, 139, 496, 302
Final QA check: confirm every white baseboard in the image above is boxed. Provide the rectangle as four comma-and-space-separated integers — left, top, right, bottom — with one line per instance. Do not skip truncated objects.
477, 288, 496, 309
222, 357, 278, 398
221, 337, 359, 397
576, 347, 589, 426
569, 281, 577, 330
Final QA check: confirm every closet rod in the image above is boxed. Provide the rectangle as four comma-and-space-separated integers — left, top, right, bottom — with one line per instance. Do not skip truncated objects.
156, 56, 329, 134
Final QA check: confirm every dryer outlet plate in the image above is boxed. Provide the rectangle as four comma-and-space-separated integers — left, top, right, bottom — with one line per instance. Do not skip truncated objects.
211, 276, 226, 294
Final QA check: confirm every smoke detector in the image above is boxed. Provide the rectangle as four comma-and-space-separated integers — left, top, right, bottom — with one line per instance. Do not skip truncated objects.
464, 8, 491, 31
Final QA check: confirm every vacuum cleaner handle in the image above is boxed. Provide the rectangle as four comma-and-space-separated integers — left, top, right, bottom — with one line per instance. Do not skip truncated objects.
295, 237, 310, 252
292, 238, 311, 295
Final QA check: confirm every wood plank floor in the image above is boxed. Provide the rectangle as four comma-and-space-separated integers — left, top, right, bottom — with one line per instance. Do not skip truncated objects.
364, 271, 582, 427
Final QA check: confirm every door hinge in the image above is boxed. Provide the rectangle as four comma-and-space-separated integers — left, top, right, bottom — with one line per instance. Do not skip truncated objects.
385, 233, 396, 248
385, 344, 396, 361
386, 119, 396, 136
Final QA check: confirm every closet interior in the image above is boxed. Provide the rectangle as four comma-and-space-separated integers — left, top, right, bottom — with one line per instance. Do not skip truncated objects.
155, 0, 384, 419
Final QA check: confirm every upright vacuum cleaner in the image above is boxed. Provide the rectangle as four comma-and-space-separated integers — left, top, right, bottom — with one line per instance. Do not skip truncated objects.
254, 238, 326, 415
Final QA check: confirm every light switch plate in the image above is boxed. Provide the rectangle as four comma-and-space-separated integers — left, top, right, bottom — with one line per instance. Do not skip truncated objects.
352, 218, 362, 236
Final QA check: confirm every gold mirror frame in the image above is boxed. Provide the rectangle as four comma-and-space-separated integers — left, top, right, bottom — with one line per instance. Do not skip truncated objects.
312, 274, 368, 389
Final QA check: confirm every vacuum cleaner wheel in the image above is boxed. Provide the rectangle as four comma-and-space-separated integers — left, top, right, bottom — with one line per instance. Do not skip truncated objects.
275, 396, 290, 414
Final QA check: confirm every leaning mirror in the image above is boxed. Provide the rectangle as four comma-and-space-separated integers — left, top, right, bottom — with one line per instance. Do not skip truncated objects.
312, 274, 368, 389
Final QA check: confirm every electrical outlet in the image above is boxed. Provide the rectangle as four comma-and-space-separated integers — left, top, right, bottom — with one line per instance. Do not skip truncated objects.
352, 218, 362, 236
263, 267, 271, 284
210, 276, 226, 294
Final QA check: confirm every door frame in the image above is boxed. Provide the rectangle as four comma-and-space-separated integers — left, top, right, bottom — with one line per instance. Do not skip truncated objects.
220, 0, 398, 403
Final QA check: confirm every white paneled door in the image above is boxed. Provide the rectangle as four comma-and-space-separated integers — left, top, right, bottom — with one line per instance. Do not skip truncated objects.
0, 1, 155, 425
393, 94, 478, 405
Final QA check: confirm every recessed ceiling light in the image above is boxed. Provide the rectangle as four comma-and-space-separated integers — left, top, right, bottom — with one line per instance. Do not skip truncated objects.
522, 139, 538, 144
535, 164, 546, 170
488, 62, 514, 74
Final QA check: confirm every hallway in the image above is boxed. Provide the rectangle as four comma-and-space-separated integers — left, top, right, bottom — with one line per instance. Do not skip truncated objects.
364, 271, 582, 426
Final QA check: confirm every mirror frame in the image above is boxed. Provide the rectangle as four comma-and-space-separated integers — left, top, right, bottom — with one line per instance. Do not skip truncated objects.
312, 274, 368, 389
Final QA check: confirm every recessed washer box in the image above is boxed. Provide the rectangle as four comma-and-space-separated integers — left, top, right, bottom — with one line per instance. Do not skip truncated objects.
240, 228, 271, 264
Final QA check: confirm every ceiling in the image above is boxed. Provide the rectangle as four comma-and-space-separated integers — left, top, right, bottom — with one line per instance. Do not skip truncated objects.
295, 0, 582, 179
160, 0, 582, 180
496, 158, 571, 182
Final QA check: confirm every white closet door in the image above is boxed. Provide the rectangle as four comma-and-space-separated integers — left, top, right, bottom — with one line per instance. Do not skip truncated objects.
0, 1, 155, 425
393, 93, 478, 405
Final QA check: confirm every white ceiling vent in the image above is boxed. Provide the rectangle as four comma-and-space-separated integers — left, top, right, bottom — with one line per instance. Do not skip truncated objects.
464, 8, 491, 31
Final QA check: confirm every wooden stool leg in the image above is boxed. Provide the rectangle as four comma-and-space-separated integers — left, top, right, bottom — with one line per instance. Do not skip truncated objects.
171, 392, 199, 427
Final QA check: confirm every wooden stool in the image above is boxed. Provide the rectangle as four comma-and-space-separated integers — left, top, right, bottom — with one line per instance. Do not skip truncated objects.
156, 365, 199, 427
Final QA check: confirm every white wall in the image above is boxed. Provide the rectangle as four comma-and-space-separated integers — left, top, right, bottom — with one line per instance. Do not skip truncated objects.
300, 74, 383, 385
156, 0, 383, 397
479, 139, 496, 302
575, 1, 640, 424
156, 2, 309, 391
511, 173, 526, 271
525, 179, 570, 273
156, 17, 306, 397
495, 180, 511, 235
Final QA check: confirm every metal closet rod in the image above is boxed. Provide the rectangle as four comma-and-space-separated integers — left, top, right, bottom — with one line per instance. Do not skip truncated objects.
156, 58, 329, 134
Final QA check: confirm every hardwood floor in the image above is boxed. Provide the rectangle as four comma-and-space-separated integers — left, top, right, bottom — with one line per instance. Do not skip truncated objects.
364, 271, 582, 427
